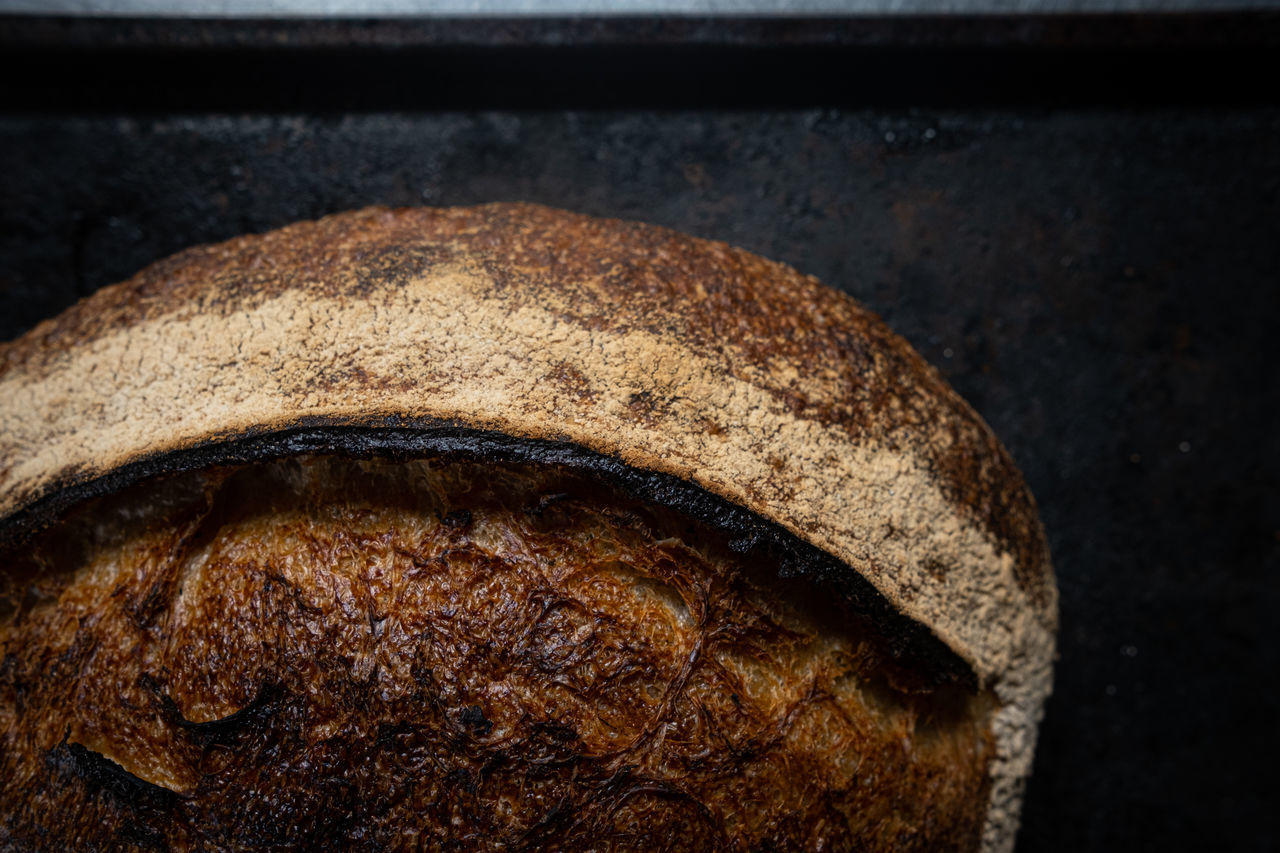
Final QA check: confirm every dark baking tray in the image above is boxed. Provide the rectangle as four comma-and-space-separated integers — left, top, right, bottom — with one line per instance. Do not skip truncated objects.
2, 12, 1277, 851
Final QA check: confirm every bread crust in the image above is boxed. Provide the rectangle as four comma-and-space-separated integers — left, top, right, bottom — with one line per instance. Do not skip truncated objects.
0, 203, 1056, 850
2, 455, 997, 851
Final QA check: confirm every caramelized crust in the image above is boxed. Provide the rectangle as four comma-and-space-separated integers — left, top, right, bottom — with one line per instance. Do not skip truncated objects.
0, 205, 1057, 849
1, 456, 993, 851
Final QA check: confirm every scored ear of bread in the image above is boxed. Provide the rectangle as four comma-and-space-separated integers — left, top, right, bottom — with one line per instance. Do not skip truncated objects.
0, 203, 1055, 850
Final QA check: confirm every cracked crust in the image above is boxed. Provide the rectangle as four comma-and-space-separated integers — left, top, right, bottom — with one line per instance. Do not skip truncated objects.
2, 456, 997, 850
0, 203, 1056, 850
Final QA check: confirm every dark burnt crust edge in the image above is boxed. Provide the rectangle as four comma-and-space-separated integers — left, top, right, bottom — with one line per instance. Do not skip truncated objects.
0, 419, 976, 690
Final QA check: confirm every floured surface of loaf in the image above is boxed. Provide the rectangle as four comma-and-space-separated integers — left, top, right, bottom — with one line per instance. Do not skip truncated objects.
1, 456, 993, 851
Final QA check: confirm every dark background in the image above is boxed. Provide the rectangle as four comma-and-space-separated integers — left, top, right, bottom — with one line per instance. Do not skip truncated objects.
2, 14, 1277, 850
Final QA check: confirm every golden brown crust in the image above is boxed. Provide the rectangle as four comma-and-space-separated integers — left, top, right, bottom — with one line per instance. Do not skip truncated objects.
2, 456, 994, 851
0, 204, 1056, 850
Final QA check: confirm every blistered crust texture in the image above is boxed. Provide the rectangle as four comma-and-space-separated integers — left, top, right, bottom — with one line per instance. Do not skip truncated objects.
2, 457, 994, 851
0, 203, 1055, 849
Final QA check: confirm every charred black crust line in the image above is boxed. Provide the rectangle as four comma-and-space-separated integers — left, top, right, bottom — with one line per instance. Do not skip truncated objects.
0, 420, 975, 689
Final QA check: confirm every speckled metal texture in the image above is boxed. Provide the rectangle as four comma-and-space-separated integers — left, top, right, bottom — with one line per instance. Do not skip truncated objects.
0, 15, 1276, 850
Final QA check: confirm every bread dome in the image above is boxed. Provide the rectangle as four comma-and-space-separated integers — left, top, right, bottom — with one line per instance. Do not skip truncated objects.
0, 204, 1055, 851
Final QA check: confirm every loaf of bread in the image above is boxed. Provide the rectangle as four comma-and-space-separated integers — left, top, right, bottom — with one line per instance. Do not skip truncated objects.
0, 204, 1055, 851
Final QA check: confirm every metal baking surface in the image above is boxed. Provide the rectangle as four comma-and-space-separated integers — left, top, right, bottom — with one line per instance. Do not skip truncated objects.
2, 0, 1275, 16
0, 6, 1276, 852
